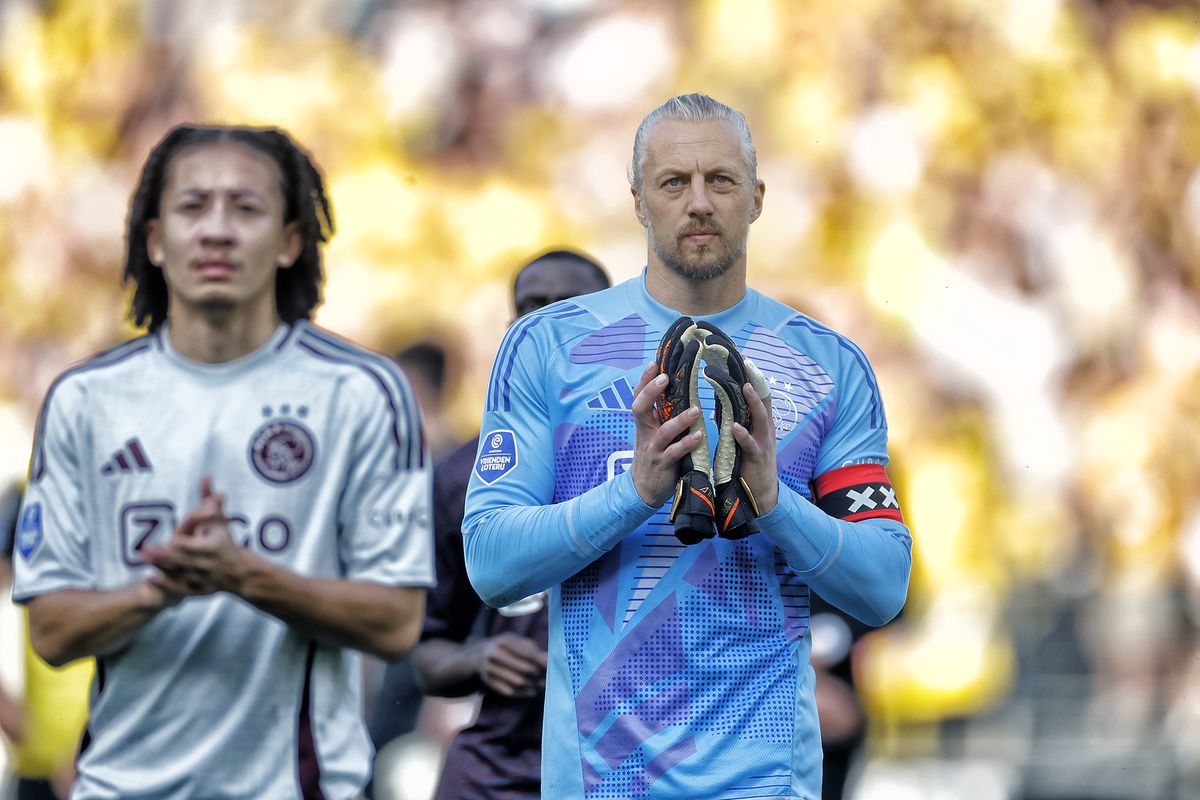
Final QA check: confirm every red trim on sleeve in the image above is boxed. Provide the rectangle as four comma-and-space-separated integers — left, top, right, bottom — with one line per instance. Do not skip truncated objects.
813, 463, 904, 523
842, 508, 905, 523
814, 463, 890, 496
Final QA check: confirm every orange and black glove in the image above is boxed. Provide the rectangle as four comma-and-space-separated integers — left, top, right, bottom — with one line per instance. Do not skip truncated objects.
698, 322, 762, 539
654, 316, 715, 544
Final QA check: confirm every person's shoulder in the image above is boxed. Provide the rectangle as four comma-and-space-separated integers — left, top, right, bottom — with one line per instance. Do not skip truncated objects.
519, 280, 632, 336
44, 334, 159, 406
289, 322, 417, 413
761, 298, 870, 360
768, 309, 884, 405
290, 321, 406, 383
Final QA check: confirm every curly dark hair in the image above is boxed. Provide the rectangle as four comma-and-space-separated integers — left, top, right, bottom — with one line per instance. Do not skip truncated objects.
123, 124, 335, 332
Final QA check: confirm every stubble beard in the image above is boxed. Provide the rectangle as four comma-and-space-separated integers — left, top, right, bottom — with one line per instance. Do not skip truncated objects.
650, 221, 747, 282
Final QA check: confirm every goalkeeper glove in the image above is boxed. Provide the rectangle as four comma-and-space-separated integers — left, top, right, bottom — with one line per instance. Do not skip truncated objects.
697, 322, 767, 539
654, 316, 716, 544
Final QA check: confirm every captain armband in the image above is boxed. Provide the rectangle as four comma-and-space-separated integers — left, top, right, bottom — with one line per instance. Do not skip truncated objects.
812, 463, 904, 523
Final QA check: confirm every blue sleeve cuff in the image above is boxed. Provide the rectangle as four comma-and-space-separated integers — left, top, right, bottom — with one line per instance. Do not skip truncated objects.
758, 480, 842, 576
570, 468, 660, 555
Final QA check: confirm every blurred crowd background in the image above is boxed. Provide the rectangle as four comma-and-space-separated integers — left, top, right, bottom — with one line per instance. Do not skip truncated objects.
1, 0, 1199, 798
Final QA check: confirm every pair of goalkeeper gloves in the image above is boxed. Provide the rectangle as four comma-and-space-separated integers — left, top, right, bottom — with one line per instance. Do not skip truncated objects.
653, 316, 772, 545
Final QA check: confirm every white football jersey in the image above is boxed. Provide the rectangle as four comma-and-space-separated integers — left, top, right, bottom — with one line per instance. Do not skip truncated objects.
13, 321, 434, 800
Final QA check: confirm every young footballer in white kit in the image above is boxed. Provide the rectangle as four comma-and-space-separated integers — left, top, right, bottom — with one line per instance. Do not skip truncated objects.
12, 124, 434, 800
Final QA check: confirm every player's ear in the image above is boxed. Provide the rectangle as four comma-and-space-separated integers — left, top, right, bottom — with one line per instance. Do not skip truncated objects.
633, 187, 648, 228
277, 222, 303, 269
145, 219, 164, 268
749, 178, 765, 224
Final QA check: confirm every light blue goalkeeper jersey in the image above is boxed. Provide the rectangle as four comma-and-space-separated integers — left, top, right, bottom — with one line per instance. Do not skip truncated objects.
463, 272, 912, 800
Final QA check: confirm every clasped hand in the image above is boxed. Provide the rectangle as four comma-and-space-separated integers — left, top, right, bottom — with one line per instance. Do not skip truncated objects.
629, 361, 779, 514
140, 476, 249, 601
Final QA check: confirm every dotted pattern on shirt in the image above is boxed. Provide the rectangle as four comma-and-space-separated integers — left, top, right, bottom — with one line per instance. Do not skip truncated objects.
554, 417, 630, 694
678, 541, 797, 743
776, 550, 812, 644
563, 559, 603, 694
778, 437, 820, 499
592, 608, 689, 726
585, 745, 647, 799
553, 420, 628, 502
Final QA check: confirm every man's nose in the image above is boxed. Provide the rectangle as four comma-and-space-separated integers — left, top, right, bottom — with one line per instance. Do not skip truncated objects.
199, 203, 235, 243
686, 181, 714, 217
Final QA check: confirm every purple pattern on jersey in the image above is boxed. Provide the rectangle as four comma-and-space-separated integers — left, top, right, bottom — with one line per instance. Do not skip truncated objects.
594, 680, 691, 769
776, 552, 811, 644
569, 314, 652, 369
595, 544, 621, 633
575, 594, 684, 738
684, 544, 726, 605
563, 560, 602, 693
553, 423, 626, 502
569, 540, 800, 795
786, 315, 884, 428
741, 321, 838, 501
586, 748, 653, 799
676, 543, 796, 742
739, 325, 834, 443
492, 305, 591, 412
776, 405, 833, 498
627, 519, 685, 624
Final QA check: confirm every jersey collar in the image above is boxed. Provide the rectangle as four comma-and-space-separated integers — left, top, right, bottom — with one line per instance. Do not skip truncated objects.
625, 268, 759, 331
157, 322, 293, 378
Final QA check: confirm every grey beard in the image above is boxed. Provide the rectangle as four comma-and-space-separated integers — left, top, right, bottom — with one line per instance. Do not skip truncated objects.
652, 229, 745, 282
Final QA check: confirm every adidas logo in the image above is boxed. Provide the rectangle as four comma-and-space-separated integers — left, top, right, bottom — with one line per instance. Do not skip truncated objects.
101, 438, 153, 476
586, 377, 636, 412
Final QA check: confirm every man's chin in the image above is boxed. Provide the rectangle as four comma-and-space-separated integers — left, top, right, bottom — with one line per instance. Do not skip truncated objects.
190, 296, 239, 317
663, 255, 734, 281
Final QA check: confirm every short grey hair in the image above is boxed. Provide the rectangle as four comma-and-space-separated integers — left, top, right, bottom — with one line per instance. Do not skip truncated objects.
628, 93, 758, 194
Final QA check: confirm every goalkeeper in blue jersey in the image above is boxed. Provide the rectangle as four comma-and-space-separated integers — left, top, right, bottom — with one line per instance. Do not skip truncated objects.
462, 93, 912, 800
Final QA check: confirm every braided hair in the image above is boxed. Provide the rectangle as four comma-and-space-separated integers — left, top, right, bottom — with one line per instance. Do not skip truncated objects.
123, 124, 335, 332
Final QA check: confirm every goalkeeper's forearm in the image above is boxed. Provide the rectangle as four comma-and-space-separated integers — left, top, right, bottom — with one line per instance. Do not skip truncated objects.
760, 482, 912, 627
464, 469, 657, 608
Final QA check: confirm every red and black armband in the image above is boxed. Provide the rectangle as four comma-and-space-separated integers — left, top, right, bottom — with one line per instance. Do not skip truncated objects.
812, 463, 904, 523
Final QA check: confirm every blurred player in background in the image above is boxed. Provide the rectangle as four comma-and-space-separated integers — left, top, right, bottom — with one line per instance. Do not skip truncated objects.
463, 94, 912, 798
808, 595, 874, 800
393, 339, 461, 464
0, 482, 89, 800
407, 249, 610, 800
11, 124, 433, 799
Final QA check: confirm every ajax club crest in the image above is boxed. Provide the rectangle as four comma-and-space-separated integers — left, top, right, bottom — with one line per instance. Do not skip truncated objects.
249, 410, 316, 484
